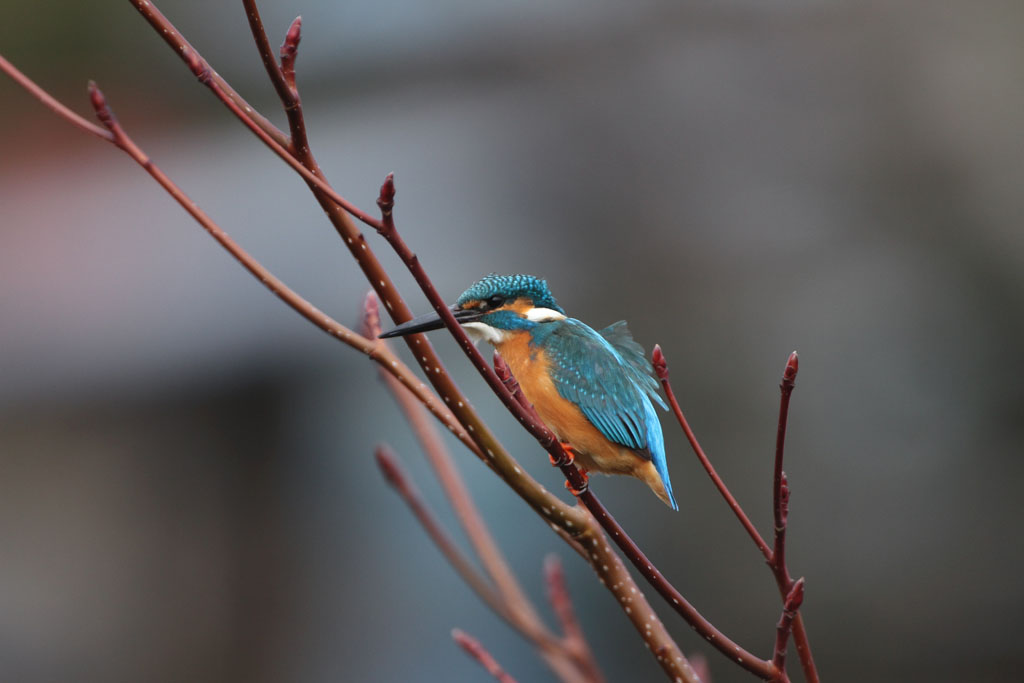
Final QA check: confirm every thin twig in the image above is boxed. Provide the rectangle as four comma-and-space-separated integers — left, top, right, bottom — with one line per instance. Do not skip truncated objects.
370, 298, 599, 683
0, 62, 465, 456
452, 629, 520, 683
366, 293, 548, 629
771, 352, 798, 585
181, 46, 383, 228
545, 555, 605, 683
241, 2, 308, 156
375, 445, 510, 620
654, 345, 821, 681
374, 174, 776, 680
652, 344, 772, 561
771, 578, 805, 674
770, 353, 819, 683
4, 10, 812, 679
137, 2, 586, 535
128, 0, 290, 148
0, 56, 111, 141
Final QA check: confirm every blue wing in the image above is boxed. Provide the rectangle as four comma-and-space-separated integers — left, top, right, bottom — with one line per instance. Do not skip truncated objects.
535, 319, 676, 509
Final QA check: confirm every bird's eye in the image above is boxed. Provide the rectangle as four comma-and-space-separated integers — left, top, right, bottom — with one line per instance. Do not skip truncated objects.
487, 295, 505, 308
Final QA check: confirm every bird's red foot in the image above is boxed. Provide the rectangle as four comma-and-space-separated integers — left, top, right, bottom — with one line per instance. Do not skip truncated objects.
550, 442, 576, 467
563, 468, 589, 497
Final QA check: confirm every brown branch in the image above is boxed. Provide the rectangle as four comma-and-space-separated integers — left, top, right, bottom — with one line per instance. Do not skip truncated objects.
366, 293, 545, 627
370, 297, 602, 683
545, 555, 605, 683
452, 629, 520, 683
374, 173, 775, 680
6, 8, 820, 679
128, 0, 290, 149
690, 654, 712, 683
0, 60, 471, 463
0, 56, 111, 142
180, 46, 383, 229
131, 2, 589, 539
375, 445, 510, 621
571, 514, 701, 683
241, 2, 308, 156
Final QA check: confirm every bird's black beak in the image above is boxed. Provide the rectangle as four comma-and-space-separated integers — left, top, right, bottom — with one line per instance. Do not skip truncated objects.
379, 305, 484, 339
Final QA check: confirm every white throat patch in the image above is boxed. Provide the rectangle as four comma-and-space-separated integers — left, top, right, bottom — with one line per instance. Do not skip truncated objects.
525, 307, 567, 322
462, 322, 509, 345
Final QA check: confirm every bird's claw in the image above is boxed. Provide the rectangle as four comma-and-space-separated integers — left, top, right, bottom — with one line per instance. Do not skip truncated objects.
550, 442, 575, 467
563, 468, 589, 497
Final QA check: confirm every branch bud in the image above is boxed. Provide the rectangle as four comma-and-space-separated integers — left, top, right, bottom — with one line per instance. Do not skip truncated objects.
651, 344, 669, 381
779, 472, 790, 526
377, 172, 396, 214
782, 350, 798, 388
87, 81, 117, 131
374, 444, 404, 489
182, 47, 211, 84
280, 16, 302, 83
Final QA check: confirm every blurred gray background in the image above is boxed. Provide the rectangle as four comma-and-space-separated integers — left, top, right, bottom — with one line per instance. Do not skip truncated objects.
2, 1, 1022, 681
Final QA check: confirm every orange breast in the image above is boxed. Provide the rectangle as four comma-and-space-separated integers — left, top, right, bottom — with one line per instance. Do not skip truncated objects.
495, 332, 644, 477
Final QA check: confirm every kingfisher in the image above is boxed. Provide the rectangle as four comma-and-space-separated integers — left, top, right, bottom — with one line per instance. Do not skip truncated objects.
379, 274, 677, 509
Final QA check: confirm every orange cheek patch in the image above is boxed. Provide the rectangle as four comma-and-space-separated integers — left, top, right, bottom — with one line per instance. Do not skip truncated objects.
508, 298, 533, 315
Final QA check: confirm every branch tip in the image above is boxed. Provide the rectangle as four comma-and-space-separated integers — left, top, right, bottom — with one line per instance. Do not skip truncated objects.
783, 351, 799, 384
452, 629, 519, 683
377, 173, 396, 211
651, 344, 669, 380
283, 16, 302, 50
87, 81, 116, 131
280, 16, 302, 83
373, 444, 403, 488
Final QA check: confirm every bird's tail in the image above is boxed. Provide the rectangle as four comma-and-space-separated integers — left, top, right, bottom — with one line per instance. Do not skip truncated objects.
638, 460, 678, 510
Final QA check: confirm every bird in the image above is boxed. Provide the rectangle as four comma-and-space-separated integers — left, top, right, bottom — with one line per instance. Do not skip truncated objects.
379, 273, 677, 509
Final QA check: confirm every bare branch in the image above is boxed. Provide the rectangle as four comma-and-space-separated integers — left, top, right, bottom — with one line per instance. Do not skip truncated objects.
653, 344, 772, 560
374, 174, 774, 680
545, 555, 605, 683
128, 0, 290, 148
241, 1, 308, 155
0, 56, 111, 141
771, 578, 805, 674
375, 445, 510, 620
771, 351, 799, 581
452, 629, 520, 683
368, 292, 545, 624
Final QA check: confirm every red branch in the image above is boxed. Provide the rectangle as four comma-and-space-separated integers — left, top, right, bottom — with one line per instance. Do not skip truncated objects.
544, 555, 604, 683
279, 17, 302, 92
772, 578, 805, 672
452, 629, 520, 683
373, 175, 779, 680
655, 345, 819, 683
770, 352, 798, 586
653, 345, 772, 560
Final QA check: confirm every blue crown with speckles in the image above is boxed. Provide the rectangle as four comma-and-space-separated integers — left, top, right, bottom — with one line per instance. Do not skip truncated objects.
456, 274, 564, 313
